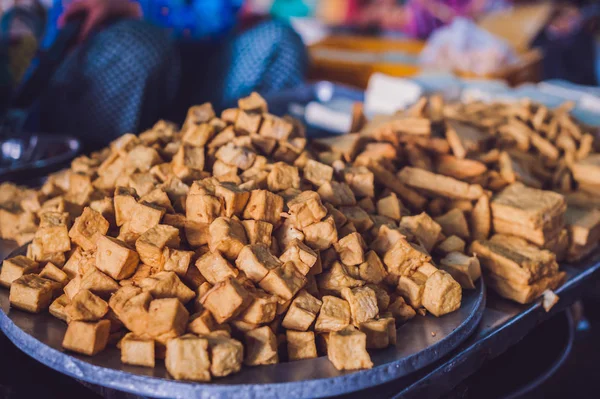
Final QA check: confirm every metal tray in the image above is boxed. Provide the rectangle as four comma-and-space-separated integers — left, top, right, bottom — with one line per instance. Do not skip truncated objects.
0, 244, 485, 399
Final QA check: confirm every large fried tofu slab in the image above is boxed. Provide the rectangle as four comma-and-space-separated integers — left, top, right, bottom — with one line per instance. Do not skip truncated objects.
397, 167, 484, 200
485, 270, 567, 304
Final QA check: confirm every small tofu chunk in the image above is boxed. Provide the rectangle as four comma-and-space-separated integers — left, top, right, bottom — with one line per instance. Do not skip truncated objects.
258, 262, 307, 300
49, 294, 70, 322
80, 268, 120, 299
208, 217, 248, 260
383, 238, 431, 277
400, 212, 442, 252
304, 160, 334, 186
114, 187, 139, 227
377, 193, 403, 221
422, 270, 462, 317
163, 248, 193, 277
62, 320, 111, 356
317, 261, 364, 294
334, 232, 367, 266
328, 327, 373, 370
314, 295, 351, 332
188, 309, 221, 335
139, 271, 195, 304
439, 252, 481, 290
279, 239, 318, 275
340, 206, 374, 232
282, 290, 323, 331
121, 333, 155, 367
239, 92, 268, 113
359, 251, 388, 284
287, 191, 327, 229
39, 262, 69, 285
201, 278, 251, 323
206, 335, 244, 377
267, 162, 300, 192
243, 190, 284, 225
341, 286, 379, 326
66, 289, 109, 321
244, 326, 279, 366
34, 211, 71, 254
343, 166, 375, 198
287, 330, 317, 361
274, 218, 305, 250
166, 335, 211, 381
68, 207, 110, 251
195, 251, 239, 284
186, 193, 222, 224
0, 255, 39, 287
215, 143, 257, 170
387, 296, 416, 324
542, 289, 559, 312
303, 216, 338, 250
135, 225, 180, 268
359, 318, 395, 349
235, 244, 282, 282
215, 182, 251, 217
317, 182, 357, 206
184, 221, 210, 247
436, 235, 466, 255
396, 272, 427, 308
237, 289, 278, 325
242, 220, 273, 246
96, 235, 140, 280
146, 298, 190, 344
9, 274, 57, 313
434, 209, 470, 240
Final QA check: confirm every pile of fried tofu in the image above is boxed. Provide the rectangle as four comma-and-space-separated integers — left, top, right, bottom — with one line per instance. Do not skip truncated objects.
0, 92, 481, 382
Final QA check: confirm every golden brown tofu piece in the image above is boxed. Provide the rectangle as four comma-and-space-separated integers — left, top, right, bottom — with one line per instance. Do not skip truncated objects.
287, 191, 327, 229
279, 239, 318, 275
303, 216, 338, 251
241, 220, 273, 247
358, 251, 388, 284
244, 326, 279, 366
334, 232, 367, 266
195, 251, 239, 284
162, 248, 193, 277
317, 181, 357, 207
370, 225, 408, 256
267, 162, 300, 192
376, 193, 403, 221
243, 190, 284, 225
328, 327, 373, 370
341, 286, 379, 326
314, 295, 351, 332
436, 235, 466, 255
96, 235, 140, 280
399, 212, 442, 252
146, 298, 190, 344
9, 274, 57, 313
121, 333, 155, 367
215, 142, 257, 170
213, 182, 250, 218
259, 262, 307, 300
0, 255, 39, 288
68, 207, 110, 251
114, 187, 139, 227
235, 243, 282, 283
440, 252, 481, 290
259, 114, 293, 140
286, 330, 317, 361
485, 270, 566, 304
383, 238, 431, 277
236, 289, 278, 325
304, 159, 333, 186
434, 209, 470, 240
206, 334, 244, 377
166, 335, 211, 381
49, 294, 70, 322
139, 271, 195, 304
396, 272, 427, 308
317, 261, 364, 294
38, 263, 68, 286
62, 319, 111, 356
282, 290, 322, 331
65, 289, 109, 321
184, 221, 210, 247
208, 217, 248, 260
126, 202, 166, 237
340, 206, 373, 233
78, 267, 120, 299
201, 277, 251, 323
186, 193, 222, 224
359, 317, 395, 349
35, 211, 71, 254
188, 309, 221, 334
397, 167, 485, 200
471, 195, 491, 241
387, 296, 416, 324
135, 224, 180, 268
422, 270, 462, 317
108, 286, 152, 333
238, 91, 268, 113
343, 166, 375, 198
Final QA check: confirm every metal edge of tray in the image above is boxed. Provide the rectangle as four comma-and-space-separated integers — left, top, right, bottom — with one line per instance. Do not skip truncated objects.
0, 244, 485, 399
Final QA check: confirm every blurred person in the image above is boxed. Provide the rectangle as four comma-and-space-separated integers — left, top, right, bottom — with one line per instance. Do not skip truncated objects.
2, 0, 307, 146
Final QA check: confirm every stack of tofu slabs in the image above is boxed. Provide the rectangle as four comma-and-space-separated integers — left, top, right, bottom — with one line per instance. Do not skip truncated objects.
565, 206, 600, 262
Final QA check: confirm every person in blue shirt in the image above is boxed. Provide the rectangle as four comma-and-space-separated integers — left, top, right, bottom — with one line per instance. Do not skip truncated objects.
8, 0, 307, 146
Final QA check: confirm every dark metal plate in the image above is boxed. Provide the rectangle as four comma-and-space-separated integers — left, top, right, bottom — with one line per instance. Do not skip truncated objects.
0, 245, 485, 399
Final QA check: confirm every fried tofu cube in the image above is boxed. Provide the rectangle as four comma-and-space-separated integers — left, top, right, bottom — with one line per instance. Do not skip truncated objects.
186, 193, 222, 224
267, 162, 300, 192
65, 289, 109, 321
340, 206, 373, 232
235, 111, 262, 135
436, 235, 466, 255
135, 225, 180, 268
68, 207, 110, 251
128, 201, 166, 236
303, 216, 338, 250
317, 261, 364, 294
139, 271, 195, 304
9, 274, 57, 313
235, 244, 282, 282
0, 255, 39, 287
334, 232, 367, 266
79, 268, 120, 299
215, 142, 257, 170
279, 239, 318, 275
162, 248, 193, 277
208, 217, 248, 260
182, 123, 214, 147
108, 286, 152, 333
212, 182, 249, 218
259, 114, 293, 140
282, 290, 322, 331
244, 326, 279, 366
286, 330, 317, 361
304, 160, 334, 186
62, 320, 111, 356
114, 187, 138, 226
243, 190, 284, 225
35, 211, 71, 253
242, 220, 273, 246
96, 235, 140, 280
328, 327, 373, 370
49, 294, 70, 322
237, 289, 278, 324
239, 91, 268, 113
166, 335, 211, 381
184, 221, 210, 247
383, 238, 431, 277
387, 296, 416, 324
259, 261, 307, 300
439, 252, 481, 290
318, 181, 357, 206
377, 193, 403, 221
341, 286, 379, 326
400, 212, 442, 252
172, 145, 205, 176
146, 298, 190, 344
422, 270, 462, 317
201, 277, 251, 323
195, 251, 239, 284
188, 309, 221, 334
206, 335, 244, 377
358, 251, 388, 284
184, 102, 216, 127
121, 333, 155, 367
396, 272, 427, 308
359, 318, 395, 349
343, 166, 375, 198
287, 191, 327, 229
314, 295, 351, 332
434, 209, 470, 240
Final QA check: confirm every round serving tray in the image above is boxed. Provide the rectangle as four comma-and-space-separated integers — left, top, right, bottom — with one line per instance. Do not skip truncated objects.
0, 245, 485, 399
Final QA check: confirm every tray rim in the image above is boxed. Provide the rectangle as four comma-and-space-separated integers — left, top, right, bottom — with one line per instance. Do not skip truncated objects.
0, 244, 485, 399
